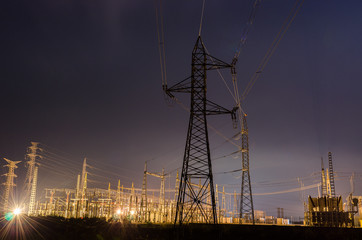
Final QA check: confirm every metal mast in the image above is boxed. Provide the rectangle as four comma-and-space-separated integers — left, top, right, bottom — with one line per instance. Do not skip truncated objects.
239, 114, 254, 223
159, 168, 165, 222
117, 180, 121, 208
165, 36, 236, 224
233, 191, 238, 220
141, 162, 148, 221
221, 186, 226, 220
328, 152, 336, 197
215, 184, 220, 222
2, 158, 21, 213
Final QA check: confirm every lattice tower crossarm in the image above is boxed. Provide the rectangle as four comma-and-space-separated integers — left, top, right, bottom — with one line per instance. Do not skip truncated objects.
165, 36, 236, 225
239, 114, 254, 223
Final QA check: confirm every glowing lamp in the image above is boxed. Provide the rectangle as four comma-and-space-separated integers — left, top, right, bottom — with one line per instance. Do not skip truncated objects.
130, 210, 135, 215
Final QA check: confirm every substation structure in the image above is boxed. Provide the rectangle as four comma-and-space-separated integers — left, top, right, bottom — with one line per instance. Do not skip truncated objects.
21, 157, 244, 223
1, 142, 360, 226
304, 152, 359, 227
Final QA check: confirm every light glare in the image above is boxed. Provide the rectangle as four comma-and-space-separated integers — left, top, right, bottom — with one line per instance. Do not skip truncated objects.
13, 208, 22, 215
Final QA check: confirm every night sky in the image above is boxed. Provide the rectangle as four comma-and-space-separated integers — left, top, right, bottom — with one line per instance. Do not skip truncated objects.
1, 0, 362, 218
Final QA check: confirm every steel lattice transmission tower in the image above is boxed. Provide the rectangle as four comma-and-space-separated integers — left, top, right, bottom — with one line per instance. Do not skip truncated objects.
25, 142, 41, 214
165, 36, 237, 224
328, 152, 336, 197
28, 166, 38, 215
2, 158, 21, 213
239, 114, 254, 223
25, 142, 41, 192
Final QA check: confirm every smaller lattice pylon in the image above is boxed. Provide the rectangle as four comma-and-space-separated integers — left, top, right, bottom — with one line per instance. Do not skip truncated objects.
25, 142, 42, 193
28, 166, 39, 216
2, 158, 21, 213
328, 152, 336, 197
239, 114, 254, 224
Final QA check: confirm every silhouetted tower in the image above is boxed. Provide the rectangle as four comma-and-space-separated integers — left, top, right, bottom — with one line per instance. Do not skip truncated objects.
328, 152, 336, 197
239, 114, 254, 223
165, 36, 236, 224
2, 158, 21, 213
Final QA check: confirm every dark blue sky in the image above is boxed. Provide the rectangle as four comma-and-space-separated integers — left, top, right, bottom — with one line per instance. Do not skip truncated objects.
1, 0, 362, 217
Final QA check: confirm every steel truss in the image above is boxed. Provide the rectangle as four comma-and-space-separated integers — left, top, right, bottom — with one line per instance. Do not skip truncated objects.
166, 36, 236, 224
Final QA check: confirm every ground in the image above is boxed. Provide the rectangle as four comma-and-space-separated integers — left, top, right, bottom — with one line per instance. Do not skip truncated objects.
1, 217, 361, 240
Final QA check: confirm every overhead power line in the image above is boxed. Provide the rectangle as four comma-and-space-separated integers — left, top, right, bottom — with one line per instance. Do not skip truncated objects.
242, 0, 305, 100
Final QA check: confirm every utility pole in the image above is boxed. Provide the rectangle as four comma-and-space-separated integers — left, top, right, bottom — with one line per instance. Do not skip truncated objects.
80, 172, 87, 217
140, 162, 148, 222
239, 114, 254, 223
107, 183, 111, 219
215, 184, 220, 223
233, 191, 238, 221
117, 180, 121, 209
80, 158, 87, 194
165, 36, 237, 224
171, 170, 179, 222
174, 170, 179, 203
221, 186, 226, 222
2, 158, 21, 213
130, 182, 135, 214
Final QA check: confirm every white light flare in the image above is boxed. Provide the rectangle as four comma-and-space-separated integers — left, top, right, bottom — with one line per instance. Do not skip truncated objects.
13, 208, 22, 215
